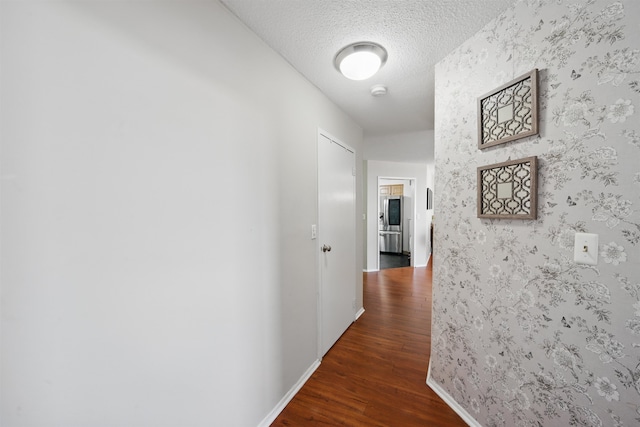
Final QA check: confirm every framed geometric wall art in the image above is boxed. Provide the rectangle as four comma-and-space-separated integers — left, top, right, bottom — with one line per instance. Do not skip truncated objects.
477, 156, 537, 219
478, 69, 539, 150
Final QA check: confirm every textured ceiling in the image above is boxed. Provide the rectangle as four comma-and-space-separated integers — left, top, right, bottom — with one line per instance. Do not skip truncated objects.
220, 0, 513, 137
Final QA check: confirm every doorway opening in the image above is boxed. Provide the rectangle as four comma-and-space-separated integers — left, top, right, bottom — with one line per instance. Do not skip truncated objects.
377, 177, 416, 270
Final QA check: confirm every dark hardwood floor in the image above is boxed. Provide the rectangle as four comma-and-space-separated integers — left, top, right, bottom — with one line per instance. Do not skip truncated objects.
271, 261, 467, 426
379, 252, 411, 269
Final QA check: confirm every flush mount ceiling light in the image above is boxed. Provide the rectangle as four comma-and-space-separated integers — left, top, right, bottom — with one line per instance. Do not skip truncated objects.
334, 42, 388, 81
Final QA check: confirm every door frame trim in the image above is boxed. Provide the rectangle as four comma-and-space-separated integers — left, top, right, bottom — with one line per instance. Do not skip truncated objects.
377, 176, 417, 270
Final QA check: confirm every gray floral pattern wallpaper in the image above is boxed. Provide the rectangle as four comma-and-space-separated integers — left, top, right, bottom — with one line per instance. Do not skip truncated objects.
430, 0, 640, 426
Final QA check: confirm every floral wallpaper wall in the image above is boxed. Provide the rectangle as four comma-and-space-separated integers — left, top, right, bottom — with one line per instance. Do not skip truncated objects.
430, 0, 640, 426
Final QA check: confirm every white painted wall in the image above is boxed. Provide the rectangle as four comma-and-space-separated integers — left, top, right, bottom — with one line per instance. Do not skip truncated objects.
363, 129, 434, 163
0, 1, 363, 426
365, 161, 428, 271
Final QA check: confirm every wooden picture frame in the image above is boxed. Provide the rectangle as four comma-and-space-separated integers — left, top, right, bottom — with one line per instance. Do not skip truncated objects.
478, 69, 538, 150
477, 156, 537, 220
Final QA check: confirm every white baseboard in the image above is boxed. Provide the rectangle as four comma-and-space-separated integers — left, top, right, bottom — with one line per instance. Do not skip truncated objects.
258, 359, 321, 427
355, 307, 365, 320
426, 361, 480, 427
363, 269, 379, 272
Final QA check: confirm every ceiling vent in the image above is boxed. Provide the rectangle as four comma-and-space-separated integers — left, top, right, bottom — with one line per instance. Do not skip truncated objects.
370, 85, 388, 97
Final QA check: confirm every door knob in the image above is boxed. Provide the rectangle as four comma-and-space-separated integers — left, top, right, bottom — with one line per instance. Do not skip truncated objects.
322, 244, 332, 252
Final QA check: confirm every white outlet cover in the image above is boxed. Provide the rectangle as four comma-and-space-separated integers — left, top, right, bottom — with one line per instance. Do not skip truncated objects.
574, 232, 598, 265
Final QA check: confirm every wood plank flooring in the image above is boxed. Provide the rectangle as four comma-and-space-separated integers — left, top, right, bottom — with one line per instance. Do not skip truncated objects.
271, 262, 467, 426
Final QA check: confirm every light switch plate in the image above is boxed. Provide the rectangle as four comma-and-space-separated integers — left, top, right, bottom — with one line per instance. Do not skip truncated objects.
311, 224, 317, 240
574, 232, 598, 265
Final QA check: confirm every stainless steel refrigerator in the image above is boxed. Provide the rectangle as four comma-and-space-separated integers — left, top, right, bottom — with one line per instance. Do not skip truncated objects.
379, 196, 403, 254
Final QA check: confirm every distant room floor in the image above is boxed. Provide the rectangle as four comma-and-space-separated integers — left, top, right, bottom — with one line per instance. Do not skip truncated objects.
380, 252, 410, 270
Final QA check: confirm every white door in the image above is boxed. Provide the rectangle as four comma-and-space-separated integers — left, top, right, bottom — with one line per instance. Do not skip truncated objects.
318, 132, 356, 357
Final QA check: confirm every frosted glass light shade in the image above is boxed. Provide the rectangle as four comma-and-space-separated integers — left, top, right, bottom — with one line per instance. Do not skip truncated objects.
339, 51, 381, 80
335, 42, 387, 81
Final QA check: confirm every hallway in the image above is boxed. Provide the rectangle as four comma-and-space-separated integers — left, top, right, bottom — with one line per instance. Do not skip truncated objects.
272, 263, 466, 426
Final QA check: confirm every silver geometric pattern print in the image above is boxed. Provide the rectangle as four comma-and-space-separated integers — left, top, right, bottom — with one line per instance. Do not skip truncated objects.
477, 156, 537, 219
478, 69, 538, 149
